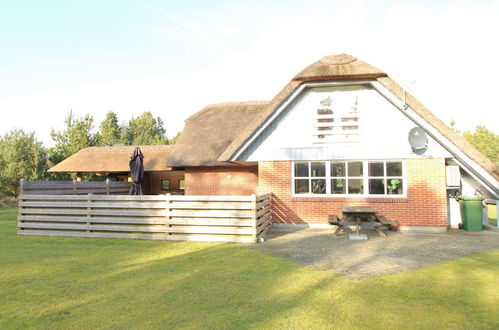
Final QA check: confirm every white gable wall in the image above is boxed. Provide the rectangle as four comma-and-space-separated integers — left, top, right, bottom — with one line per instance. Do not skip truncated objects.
239, 84, 451, 161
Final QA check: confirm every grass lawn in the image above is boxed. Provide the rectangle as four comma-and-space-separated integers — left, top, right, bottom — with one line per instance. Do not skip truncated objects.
1, 206, 499, 329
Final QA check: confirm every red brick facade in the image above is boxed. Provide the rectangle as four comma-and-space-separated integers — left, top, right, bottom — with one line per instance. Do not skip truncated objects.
185, 159, 449, 227
256, 159, 448, 227
185, 166, 258, 196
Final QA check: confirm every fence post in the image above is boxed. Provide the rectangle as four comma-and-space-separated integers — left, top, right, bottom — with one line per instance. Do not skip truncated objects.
18, 178, 25, 197
251, 194, 258, 242
86, 193, 93, 233
72, 179, 77, 195
17, 179, 25, 233
106, 178, 110, 195
165, 193, 172, 240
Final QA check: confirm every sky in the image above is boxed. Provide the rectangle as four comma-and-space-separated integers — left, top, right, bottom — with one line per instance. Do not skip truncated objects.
1, 0, 498, 147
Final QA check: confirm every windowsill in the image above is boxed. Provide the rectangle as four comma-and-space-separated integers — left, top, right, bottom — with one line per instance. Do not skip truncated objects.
291, 195, 408, 203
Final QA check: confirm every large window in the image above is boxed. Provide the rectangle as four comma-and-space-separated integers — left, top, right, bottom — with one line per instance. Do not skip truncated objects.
293, 160, 405, 196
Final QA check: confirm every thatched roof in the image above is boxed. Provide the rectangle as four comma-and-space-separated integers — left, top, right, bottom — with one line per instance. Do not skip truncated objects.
49, 145, 173, 173
167, 54, 499, 183
167, 101, 268, 166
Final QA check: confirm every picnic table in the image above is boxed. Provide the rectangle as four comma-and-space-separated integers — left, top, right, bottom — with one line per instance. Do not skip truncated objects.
328, 206, 396, 238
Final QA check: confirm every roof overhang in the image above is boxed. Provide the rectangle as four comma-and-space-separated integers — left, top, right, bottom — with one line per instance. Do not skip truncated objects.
229, 79, 499, 198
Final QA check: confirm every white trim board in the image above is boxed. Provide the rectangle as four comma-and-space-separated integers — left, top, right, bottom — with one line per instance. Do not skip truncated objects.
229, 80, 498, 198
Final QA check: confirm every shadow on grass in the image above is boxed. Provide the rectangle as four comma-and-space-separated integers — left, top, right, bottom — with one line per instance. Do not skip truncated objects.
1, 206, 499, 328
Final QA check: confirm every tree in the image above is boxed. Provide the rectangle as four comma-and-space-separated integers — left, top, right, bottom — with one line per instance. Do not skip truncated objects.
49, 110, 98, 179
121, 112, 168, 145
169, 132, 181, 144
463, 125, 499, 165
0, 129, 48, 196
97, 111, 121, 146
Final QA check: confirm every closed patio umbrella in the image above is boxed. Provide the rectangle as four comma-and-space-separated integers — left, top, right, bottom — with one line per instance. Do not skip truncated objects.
129, 147, 144, 195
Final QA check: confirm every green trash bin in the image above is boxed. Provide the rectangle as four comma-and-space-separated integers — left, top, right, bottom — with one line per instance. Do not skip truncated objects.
458, 196, 484, 231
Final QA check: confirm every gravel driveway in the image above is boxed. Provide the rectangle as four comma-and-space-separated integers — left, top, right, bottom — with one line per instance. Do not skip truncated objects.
249, 227, 499, 280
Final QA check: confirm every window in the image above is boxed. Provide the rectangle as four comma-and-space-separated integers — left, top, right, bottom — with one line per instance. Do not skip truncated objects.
179, 179, 185, 190
161, 179, 170, 190
294, 162, 326, 194
293, 160, 405, 196
331, 161, 364, 194
368, 161, 403, 195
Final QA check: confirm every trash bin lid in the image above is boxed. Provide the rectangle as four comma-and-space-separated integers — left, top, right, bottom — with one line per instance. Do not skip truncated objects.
458, 196, 485, 201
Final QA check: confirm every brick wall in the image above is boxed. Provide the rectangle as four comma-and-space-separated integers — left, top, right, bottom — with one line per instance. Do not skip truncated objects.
257, 159, 448, 227
185, 166, 258, 196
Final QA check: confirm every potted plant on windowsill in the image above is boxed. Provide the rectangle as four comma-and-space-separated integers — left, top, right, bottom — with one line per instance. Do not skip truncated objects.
387, 179, 401, 195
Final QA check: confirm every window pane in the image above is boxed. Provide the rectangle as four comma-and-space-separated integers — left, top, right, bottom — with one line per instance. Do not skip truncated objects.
348, 161, 363, 177
369, 162, 384, 177
162, 179, 170, 190
294, 163, 309, 177
311, 179, 326, 194
369, 179, 385, 194
331, 179, 346, 194
295, 179, 309, 194
331, 162, 345, 177
387, 179, 403, 195
348, 179, 364, 194
387, 162, 402, 176
311, 162, 326, 177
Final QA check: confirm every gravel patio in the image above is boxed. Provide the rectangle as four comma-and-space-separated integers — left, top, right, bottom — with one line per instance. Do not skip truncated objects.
250, 226, 499, 280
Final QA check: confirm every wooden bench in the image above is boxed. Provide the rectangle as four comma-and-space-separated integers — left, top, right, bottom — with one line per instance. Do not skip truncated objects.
328, 211, 398, 238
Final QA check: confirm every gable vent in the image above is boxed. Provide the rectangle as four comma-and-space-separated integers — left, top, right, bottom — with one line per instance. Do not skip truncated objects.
314, 95, 361, 144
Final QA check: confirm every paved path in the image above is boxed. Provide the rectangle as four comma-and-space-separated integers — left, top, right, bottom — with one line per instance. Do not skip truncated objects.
249, 227, 499, 280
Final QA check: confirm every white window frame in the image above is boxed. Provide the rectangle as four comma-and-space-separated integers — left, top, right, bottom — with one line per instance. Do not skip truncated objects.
291, 160, 407, 197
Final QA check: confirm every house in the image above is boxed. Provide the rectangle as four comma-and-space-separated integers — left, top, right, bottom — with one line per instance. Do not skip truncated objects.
49, 145, 185, 195
167, 54, 499, 230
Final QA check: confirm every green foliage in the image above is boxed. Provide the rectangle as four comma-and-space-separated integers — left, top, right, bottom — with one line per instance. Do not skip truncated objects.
49, 110, 98, 180
96, 111, 122, 146
169, 131, 181, 144
0, 129, 48, 196
388, 179, 401, 193
121, 112, 168, 145
463, 125, 499, 165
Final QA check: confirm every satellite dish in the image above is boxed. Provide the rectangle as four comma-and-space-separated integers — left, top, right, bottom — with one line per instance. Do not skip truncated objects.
408, 127, 428, 155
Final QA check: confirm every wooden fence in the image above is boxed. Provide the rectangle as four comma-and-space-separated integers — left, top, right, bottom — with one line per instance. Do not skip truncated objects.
20, 179, 131, 195
17, 193, 272, 243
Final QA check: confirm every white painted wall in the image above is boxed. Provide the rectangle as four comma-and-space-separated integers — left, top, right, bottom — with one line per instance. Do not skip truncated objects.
243, 85, 451, 161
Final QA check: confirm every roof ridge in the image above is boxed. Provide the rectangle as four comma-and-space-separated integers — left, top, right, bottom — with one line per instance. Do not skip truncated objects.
186, 100, 269, 122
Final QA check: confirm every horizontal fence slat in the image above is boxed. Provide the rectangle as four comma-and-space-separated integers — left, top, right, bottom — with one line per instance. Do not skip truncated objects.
258, 221, 272, 236
24, 182, 130, 189
18, 215, 167, 225
256, 205, 271, 218
18, 222, 168, 233
256, 199, 271, 209
165, 195, 254, 202
23, 190, 129, 195
169, 210, 252, 218
167, 218, 254, 226
166, 234, 256, 243
17, 215, 255, 227
168, 201, 253, 210
168, 226, 254, 235
17, 230, 166, 241
19, 208, 167, 217
257, 213, 271, 226
19, 201, 166, 209
19, 194, 167, 201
